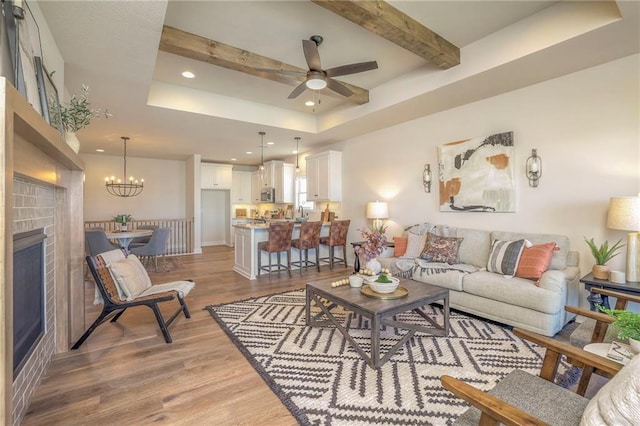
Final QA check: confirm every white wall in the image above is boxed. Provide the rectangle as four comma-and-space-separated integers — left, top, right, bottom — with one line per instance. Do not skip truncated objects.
201, 189, 229, 246
334, 54, 639, 281
82, 153, 186, 221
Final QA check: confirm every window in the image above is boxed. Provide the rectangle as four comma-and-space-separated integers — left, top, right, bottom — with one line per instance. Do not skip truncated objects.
297, 176, 314, 210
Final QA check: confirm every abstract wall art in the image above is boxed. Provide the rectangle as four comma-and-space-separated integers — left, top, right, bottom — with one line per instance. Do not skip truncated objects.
438, 131, 515, 212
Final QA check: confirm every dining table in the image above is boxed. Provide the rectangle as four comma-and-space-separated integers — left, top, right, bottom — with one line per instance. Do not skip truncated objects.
104, 229, 153, 253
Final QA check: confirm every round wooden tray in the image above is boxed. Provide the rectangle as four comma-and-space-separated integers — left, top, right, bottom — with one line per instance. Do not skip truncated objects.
360, 284, 409, 299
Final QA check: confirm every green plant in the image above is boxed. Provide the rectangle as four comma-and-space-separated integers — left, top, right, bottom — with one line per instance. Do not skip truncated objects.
114, 214, 132, 224
60, 84, 111, 133
598, 306, 640, 341
584, 237, 624, 265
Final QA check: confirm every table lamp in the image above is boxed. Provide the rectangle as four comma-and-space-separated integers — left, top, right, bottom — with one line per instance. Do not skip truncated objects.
366, 201, 389, 230
607, 196, 640, 282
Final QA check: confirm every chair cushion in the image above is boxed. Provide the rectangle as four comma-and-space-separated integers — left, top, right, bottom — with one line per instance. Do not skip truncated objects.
580, 354, 640, 425
454, 369, 588, 425
139, 280, 195, 298
108, 255, 152, 300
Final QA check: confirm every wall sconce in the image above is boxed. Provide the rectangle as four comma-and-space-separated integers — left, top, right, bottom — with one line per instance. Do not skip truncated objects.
525, 149, 542, 187
423, 164, 432, 193
366, 201, 389, 229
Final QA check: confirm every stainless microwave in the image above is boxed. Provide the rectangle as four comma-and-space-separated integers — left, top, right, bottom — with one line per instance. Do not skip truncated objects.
260, 188, 275, 202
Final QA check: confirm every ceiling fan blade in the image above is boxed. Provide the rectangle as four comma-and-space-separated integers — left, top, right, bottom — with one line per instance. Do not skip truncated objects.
256, 68, 307, 77
326, 78, 353, 97
288, 81, 308, 99
325, 61, 379, 78
302, 39, 322, 71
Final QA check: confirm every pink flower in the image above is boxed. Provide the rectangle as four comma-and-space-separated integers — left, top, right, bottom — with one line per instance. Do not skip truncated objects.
358, 225, 388, 261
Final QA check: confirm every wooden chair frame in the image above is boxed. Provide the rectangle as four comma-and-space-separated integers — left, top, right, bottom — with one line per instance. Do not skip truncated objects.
441, 328, 622, 426
72, 255, 192, 349
563, 287, 640, 395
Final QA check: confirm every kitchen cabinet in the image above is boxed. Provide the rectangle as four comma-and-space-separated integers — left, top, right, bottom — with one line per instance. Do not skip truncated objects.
231, 171, 252, 203
274, 162, 295, 203
306, 150, 342, 201
251, 170, 263, 203
233, 225, 253, 277
201, 163, 232, 189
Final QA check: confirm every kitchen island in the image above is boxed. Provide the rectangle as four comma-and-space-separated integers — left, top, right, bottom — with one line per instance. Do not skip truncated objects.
233, 222, 333, 279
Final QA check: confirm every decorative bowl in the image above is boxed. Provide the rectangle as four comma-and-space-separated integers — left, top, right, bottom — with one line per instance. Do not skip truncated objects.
365, 276, 400, 293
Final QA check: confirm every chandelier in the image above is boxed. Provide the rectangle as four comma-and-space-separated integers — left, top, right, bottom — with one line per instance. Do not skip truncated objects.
105, 136, 144, 197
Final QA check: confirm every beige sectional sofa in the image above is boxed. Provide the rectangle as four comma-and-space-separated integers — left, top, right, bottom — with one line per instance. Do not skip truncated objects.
379, 224, 581, 337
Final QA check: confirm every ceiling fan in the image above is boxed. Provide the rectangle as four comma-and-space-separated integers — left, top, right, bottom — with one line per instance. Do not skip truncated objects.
259, 35, 378, 99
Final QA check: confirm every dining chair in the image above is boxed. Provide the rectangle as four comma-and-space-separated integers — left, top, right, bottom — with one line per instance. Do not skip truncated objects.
129, 224, 159, 248
129, 228, 171, 272
85, 229, 119, 256
257, 222, 294, 279
319, 219, 350, 269
291, 221, 322, 275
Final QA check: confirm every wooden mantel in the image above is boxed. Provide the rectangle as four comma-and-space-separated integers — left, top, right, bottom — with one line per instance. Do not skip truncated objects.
1, 78, 85, 424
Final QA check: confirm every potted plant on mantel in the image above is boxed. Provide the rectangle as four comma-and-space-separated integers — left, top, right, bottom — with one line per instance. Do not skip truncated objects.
60, 84, 111, 153
584, 237, 624, 280
598, 306, 640, 354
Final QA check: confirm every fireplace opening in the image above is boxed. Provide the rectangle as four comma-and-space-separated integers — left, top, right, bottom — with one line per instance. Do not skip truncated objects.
13, 229, 46, 377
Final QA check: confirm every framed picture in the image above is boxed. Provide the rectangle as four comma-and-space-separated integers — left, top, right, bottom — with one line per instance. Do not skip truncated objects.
34, 56, 64, 138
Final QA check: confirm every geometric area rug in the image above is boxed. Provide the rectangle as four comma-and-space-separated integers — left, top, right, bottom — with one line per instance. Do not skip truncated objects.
206, 289, 573, 426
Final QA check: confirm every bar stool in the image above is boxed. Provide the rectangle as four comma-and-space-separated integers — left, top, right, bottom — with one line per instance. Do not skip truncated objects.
258, 222, 294, 279
319, 219, 351, 269
291, 221, 322, 275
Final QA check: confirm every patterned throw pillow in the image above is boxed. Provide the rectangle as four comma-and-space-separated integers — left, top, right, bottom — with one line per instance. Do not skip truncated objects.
487, 239, 526, 278
393, 236, 408, 257
419, 232, 464, 264
403, 233, 427, 258
516, 242, 558, 284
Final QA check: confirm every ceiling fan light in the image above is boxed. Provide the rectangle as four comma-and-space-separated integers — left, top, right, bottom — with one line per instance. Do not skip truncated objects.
306, 76, 327, 90
305, 100, 315, 106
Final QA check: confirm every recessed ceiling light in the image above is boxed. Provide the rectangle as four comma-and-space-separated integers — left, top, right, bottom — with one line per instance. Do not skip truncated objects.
292, 150, 298, 154
182, 71, 195, 79
267, 141, 274, 145
246, 151, 253, 154
96, 149, 104, 152
231, 158, 237, 161
305, 100, 315, 106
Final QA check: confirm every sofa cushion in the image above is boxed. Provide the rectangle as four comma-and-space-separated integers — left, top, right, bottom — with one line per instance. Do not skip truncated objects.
393, 236, 407, 257
462, 271, 562, 314
404, 232, 427, 258
486, 239, 526, 278
491, 231, 570, 270
516, 242, 557, 283
456, 228, 492, 268
419, 232, 463, 264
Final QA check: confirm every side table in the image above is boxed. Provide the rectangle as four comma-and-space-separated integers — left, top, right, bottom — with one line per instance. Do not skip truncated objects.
350, 241, 394, 274
580, 272, 640, 311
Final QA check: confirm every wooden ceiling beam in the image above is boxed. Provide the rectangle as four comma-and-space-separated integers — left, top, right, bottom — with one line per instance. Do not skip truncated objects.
159, 25, 369, 105
311, 0, 460, 69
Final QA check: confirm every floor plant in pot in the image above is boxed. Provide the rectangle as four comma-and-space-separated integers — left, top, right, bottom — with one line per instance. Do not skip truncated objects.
598, 306, 640, 354
584, 237, 624, 280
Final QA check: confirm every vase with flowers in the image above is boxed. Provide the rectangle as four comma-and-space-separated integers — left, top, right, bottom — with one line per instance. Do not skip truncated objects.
60, 84, 111, 152
356, 224, 388, 274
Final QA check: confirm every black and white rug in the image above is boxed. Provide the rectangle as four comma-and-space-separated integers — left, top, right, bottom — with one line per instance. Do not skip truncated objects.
206, 289, 571, 425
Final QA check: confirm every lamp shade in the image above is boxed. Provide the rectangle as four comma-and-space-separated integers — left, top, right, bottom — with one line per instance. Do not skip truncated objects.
366, 201, 389, 219
607, 196, 640, 231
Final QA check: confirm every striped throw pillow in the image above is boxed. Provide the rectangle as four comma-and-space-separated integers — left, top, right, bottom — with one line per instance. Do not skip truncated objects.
487, 239, 526, 278
516, 242, 558, 284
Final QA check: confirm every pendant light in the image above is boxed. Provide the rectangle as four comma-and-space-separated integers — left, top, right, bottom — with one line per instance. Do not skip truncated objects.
258, 131, 266, 179
105, 136, 144, 197
294, 137, 301, 174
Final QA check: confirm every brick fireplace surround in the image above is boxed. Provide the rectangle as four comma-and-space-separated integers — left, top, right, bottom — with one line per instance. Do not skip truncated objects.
1, 79, 85, 425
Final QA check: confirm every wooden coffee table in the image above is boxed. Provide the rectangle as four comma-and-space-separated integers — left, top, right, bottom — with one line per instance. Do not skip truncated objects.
305, 278, 450, 369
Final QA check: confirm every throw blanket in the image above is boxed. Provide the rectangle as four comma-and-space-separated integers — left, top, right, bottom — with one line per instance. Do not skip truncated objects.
390, 258, 480, 279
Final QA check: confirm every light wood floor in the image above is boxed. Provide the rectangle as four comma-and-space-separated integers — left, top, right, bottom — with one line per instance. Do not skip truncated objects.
22, 246, 350, 425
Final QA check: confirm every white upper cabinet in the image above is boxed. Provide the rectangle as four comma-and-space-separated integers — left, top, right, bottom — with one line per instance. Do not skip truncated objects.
201, 163, 233, 189
231, 171, 252, 203
306, 151, 342, 202
274, 162, 294, 203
